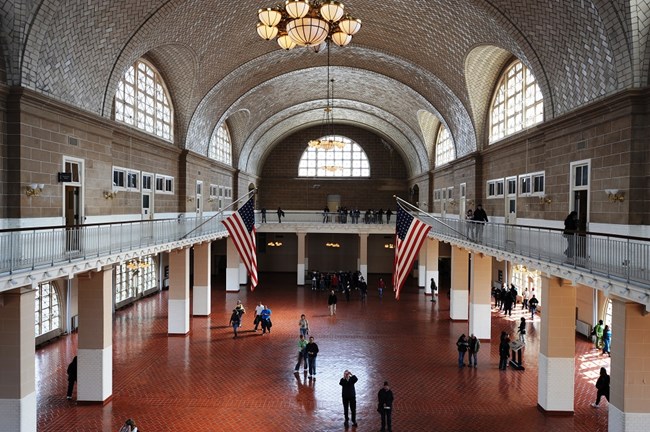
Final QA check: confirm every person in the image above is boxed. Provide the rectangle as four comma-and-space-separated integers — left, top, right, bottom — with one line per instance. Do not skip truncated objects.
260, 304, 272, 334
518, 317, 526, 343
563, 211, 578, 258
299, 313, 310, 338
328, 290, 337, 316
253, 301, 265, 331
472, 203, 489, 242
294, 334, 308, 373
229, 308, 241, 338
339, 370, 358, 427
118, 418, 138, 432
311, 273, 317, 290
499, 331, 510, 370
260, 207, 267, 223
66, 356, 77, 400
430, 277, 438, 302
593, 319, 604, 350
305, 336, 319, 379
277, 206, 285, 223
386, 208, 392, 224
468, 334, 480, 368
322, 206, 329, 223
601, 324, 611, 356
235, 300, 246, 327
502, 286, 513, 316
378, 277, 385, 298
528, 294, 539, 319
456, 333, 469, 367
377, 381, 394, 432
465, 208, 474, 240
522, 287, 530, 310
591, 367, 610, 408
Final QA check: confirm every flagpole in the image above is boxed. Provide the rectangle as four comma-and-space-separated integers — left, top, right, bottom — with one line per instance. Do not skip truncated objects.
393, 195, 468, 239
180, 189, 257, 240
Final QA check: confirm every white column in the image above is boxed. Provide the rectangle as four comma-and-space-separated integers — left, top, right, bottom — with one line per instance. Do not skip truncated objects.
469, 253, 492, 340
78, 268, 113, 402
359, 233, 368, 282
0, 287, 36, 432
169, 248, 190, 334
418, 246, 426, 288
450, 246, 469, 320
297, 232, 306, 285
238, 263, 247, 285
538, 276, 575, 414
425, 239, 439, 296
192, 242, 211, 316
226, 237, 240, 292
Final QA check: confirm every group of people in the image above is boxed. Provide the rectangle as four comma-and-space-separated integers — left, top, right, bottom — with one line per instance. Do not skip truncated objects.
338, 370, 395, 431
493, 283, 539, 320
229, 300, 273, 338
464, 203, 489, 242
259, 207, 285, 223
456, 334, 481, 368
591, 319, 612, 356
321, 207, 394, 224
311, 270, 369, 301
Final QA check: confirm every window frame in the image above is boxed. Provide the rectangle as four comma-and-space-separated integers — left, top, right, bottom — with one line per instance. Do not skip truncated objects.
487, 178, 505, 199
112, 166, 140, 192
434, 124, 455, 167
208, 123, 233, 165
297, 135, 370, 178
154, 174, 174, 194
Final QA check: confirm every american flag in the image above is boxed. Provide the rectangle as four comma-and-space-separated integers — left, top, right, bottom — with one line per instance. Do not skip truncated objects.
393, 202, 431, 299
222, 196, 258, 289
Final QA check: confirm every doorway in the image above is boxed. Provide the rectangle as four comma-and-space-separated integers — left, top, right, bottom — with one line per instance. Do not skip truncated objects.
570, 160, 590, 259
62, 158, 83, 252
505, 176, 517, 225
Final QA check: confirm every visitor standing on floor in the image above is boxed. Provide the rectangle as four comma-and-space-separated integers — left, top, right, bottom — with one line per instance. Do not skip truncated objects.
468, 334, 480, 368
306, 336, 319, 379
591, 367, 610, 408
522, 287, 530, 310
235, 300, 246, 327
294, 334, 308, 373
253, 301, 265, 331
456, 334, 469, 367
499, 331, 510, 370
601, 324, 611, 356
377, 381, 394, 432
328, 290, 337, 316
378, 277, 385, 298
593, 319, 604, 350
260, 304, 272, 334
430, 278, 437, 302
340, 370, 358, 427
66, 356, 77, 400
229, 309, 241, 338
299, 313, 310, 337
518, 317, 526, 343
528, 295, 539, 319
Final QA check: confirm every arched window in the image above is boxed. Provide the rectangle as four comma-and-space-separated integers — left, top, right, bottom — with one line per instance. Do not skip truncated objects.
115, 59, 173, 141
115, 256, 157, 304
35, 281, 61, 337
434, 125, 454, 167
208, 123, 232, 165
298, 135, 370, 177
489, 60, 543, 143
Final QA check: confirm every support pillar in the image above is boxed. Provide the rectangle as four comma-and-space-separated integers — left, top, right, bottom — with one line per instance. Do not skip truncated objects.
226, 237, 240, 292
469, 253, 492, 340
609, 299, 650, 431
169, 248, 190, 334
418, 246, 426, 288
425, 239, 439, 296
297, 232, 306, 285
193, 242, 211, 316
78, 269, 113, 402
450, 246, 469, 320
359, 233, 368, 282
538, 276, 575, 414
238, 263, 247, 285
0, 287, 36, 432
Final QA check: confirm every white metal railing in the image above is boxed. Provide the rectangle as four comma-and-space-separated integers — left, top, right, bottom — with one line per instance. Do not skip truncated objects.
256, 210, 396, 225
418, 214, 649, 288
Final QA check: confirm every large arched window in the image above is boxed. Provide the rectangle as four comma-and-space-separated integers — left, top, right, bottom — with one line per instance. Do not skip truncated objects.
115, 59, 173, 141
208, 123, 232, 165
434, 125, 454, 167
35, 281, 61, 337
115, 256, 157, 304
298, 135, 370, 177
489, 60, 543, 143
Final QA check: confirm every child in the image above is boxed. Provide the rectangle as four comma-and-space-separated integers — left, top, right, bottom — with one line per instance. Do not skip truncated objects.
518, 317, 526, 343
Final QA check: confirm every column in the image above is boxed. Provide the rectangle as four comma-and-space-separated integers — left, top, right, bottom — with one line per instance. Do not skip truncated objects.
538, 276, 575, 414
450, 246, 469, 320
226, 237, 240, 292
424, 239, 439, 296
297, 232, 306, 285
238, 263, 247, 285
469, 253, 492, 340
418, 247, 426, 288
359, 233, 368, 282
609, 298, 650, 431
169, 248, 190, 334
78, 269, 113, 402
0, 287, 36, 432
192, 242, 211, 316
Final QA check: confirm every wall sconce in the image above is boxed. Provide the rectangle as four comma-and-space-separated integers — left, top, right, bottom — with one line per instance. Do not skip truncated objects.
447, 198, 456, 206
208, 196, 216, 203
538, 194, 552, 204
103, 190, 118, 200
384, 243, 395, 249
187, 196, 195, 202
605, 189, 625, 202
267, 241, 283, 247
325, 242, 341, 248
25, 183, 44, 197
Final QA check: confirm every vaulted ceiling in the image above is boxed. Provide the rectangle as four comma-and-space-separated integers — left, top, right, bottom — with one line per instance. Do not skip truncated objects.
2, 0, 647, 177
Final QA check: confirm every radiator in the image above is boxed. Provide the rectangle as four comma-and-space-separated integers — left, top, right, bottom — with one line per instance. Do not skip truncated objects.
576, 319, 591, 337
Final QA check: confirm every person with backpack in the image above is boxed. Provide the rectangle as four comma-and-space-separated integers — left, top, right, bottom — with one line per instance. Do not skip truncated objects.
528, 295, 539, 319
229, 308, 241, 338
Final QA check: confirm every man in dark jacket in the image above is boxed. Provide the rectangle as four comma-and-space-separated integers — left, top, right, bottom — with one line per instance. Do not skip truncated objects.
66, 356, 77, 400
305, 336, 319, 379
339, 370, 358, 427
378, 381, 394, 432
472, 204, 489, 242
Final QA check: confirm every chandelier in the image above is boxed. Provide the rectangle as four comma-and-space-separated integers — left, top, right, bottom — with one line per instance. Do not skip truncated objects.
256, 0, 362, 50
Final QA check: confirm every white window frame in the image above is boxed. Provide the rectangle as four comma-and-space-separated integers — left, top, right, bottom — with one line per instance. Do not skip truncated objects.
434, 125, 455, 167
155, 174, 174, 194
519, 174, 532, 196
433, 189, 441, 202
487, 178, 505, 198
447, 186, 454, 200
112, 167, 140, 192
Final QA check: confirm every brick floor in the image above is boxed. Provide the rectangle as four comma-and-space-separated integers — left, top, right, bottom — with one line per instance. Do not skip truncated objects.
36, 273, 610, 431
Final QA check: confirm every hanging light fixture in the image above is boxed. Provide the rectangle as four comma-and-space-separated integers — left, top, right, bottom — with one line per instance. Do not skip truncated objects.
256, 0, 361, 50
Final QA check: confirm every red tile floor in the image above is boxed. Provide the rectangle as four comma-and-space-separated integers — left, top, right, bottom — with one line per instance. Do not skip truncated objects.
36, 273, 610, 431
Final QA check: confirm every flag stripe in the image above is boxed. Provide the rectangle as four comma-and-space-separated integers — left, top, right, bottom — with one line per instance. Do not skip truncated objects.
222, 197, 258, 289
393, 203, 431, 300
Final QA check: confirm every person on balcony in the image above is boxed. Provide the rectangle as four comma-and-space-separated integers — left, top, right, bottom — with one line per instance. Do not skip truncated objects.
563, 211, 579, 258
472, 204, 489, 242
